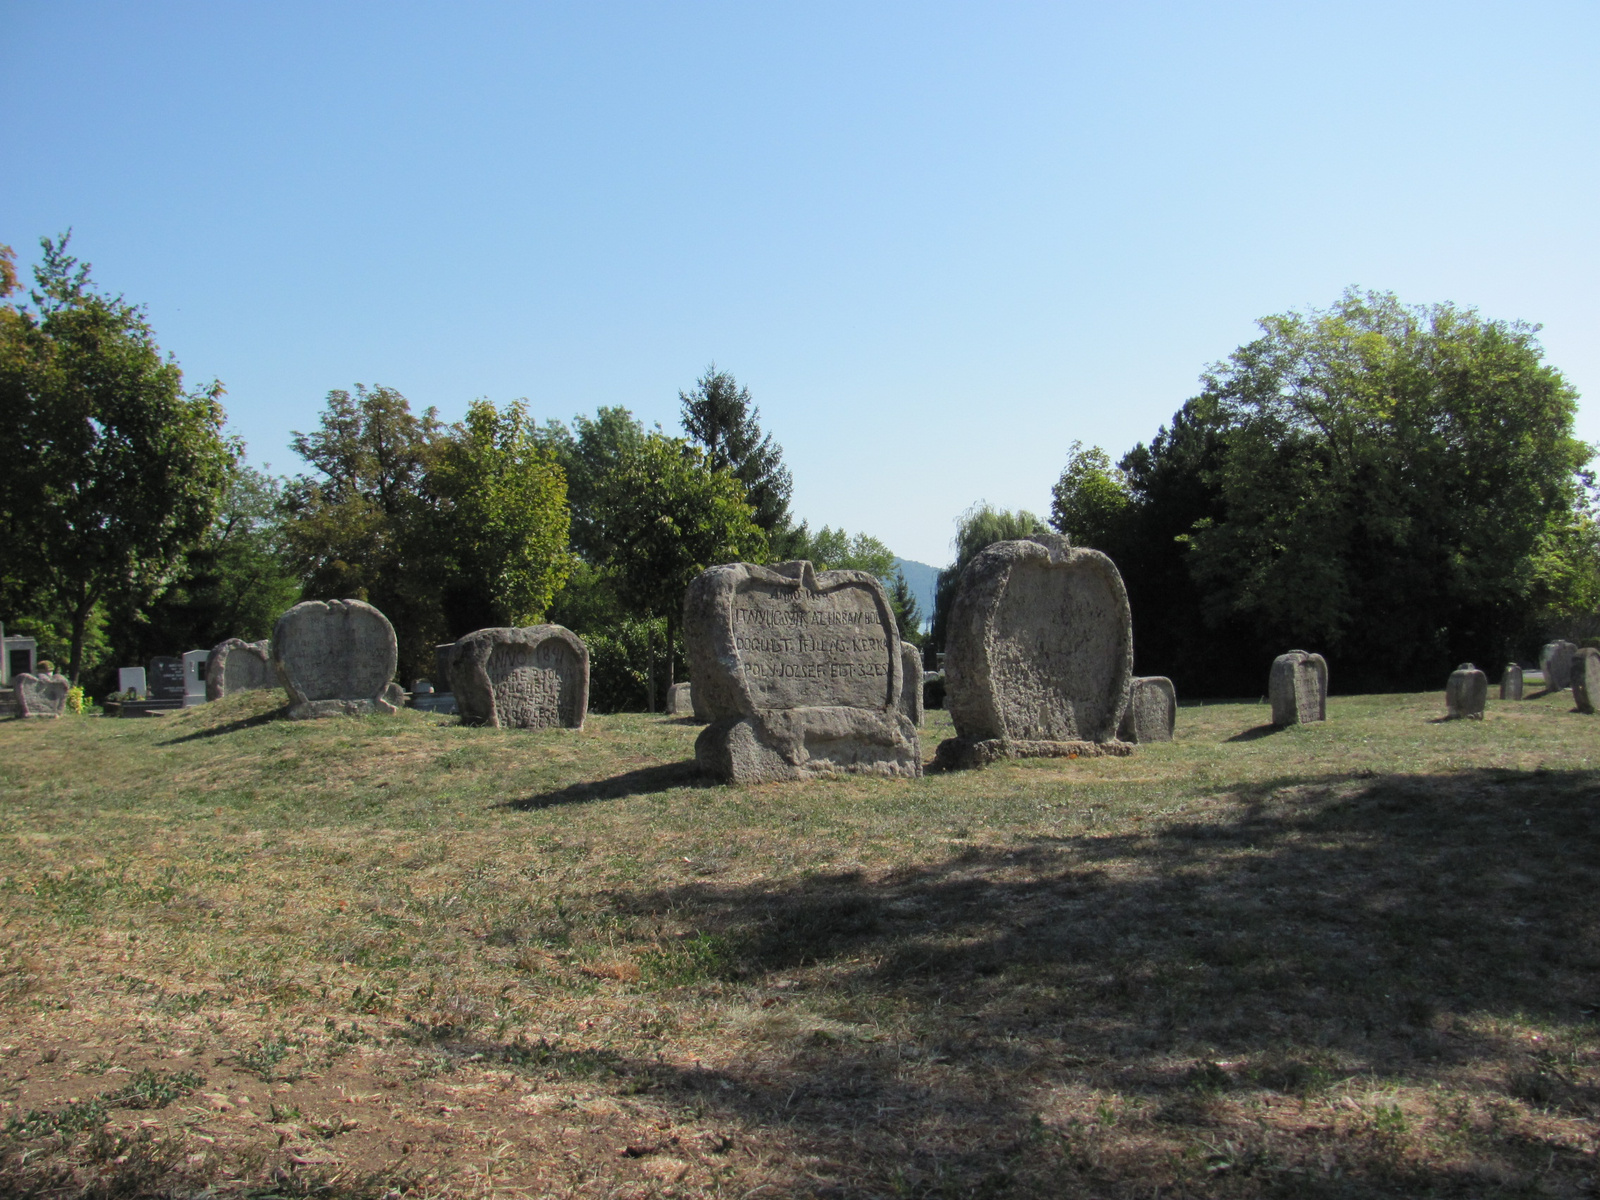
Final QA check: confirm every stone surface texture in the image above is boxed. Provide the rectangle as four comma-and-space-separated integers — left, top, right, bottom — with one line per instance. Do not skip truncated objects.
936, 534, 1133, 768
1500, 663, 1524, 701
666, 682, 695, 717
15, 672, 69, 718
272, 599, 403, 720
205, 639, 274, 701
1445, 663, 1488, 720
1571, 647, 1600, 714
899, 643, 925, 727
1541, 641, 1578, 692
448, 626, 588, 729
1269, 650, 1328, 725
683, 560, 919, 782
1117, 675, 1177, 743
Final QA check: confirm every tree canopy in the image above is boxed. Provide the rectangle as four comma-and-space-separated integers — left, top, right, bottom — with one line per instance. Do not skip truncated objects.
1052, 290, 1593, 692
679, 366, 797, 553
930, 504, 1051, 653
0, 235, 236, 681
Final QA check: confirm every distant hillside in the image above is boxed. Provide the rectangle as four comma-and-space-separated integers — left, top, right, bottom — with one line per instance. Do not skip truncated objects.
892, 558, 941, 631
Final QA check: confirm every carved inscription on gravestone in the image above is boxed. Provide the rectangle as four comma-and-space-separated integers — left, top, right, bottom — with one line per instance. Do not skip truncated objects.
684, 560, 919, 782
450, 626, 588, 730
1269, 650, 1327, 726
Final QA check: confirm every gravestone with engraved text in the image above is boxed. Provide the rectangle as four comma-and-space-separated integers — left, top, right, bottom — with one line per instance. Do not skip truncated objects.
449, 626, 588, 729
272, 599, 403, 719
1269, 650, 1328, 726
684, 560, 919, 782
1117, 675, 1176, 743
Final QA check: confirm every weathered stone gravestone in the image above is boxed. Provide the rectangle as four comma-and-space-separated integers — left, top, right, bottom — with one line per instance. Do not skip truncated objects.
1571, 647, 1600, 714
15, 670, 69, 718
1269, 650, 1327, 726
665, 681, 695, 717
899, 643, 925, 728
1118, 676, 1177, 743
1445, 663, 1487, 720
684, 560, 920, 782
148, 656, 186, 703
272, 599, 404, 719
936, 534, 1133, 768
1541, 640, 1578, 692
1500, 663, 1524, 701
205, 639, 274, 701
448, 626, 588, 730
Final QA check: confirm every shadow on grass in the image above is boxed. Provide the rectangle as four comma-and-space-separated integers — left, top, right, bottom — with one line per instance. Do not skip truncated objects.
157, 706, 287, 745
500, 759, 712, 809
567, 765, 1600, 1197
1224, 723, 1284, 742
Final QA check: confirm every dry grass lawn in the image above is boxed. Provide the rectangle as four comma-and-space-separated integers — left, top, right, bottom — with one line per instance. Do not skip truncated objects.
0, 686, 1596, 1198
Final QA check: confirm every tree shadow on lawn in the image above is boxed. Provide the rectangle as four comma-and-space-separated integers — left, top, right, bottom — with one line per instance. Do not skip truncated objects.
552, 765, 1599, 1197
500, 759, 713, 809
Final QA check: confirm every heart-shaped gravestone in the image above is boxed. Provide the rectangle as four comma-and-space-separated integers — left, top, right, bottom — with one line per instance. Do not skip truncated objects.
938, 533, 1133, 768
448, 625, 589, 730
272, 599, 401, 719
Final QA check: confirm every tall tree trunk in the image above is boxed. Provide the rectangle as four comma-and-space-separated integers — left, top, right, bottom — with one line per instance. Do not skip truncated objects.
666, 611, 675, 688
645, 621, 655, 713
68, 594, 91, 685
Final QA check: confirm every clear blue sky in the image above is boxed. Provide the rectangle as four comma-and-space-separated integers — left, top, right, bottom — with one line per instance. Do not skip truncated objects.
4, 1, 1596, 566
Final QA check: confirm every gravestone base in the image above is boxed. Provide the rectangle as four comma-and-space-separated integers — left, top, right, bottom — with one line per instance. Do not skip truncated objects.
286, 683, 405, 721
934, 735, 1133, 771
697, 708, 921, 783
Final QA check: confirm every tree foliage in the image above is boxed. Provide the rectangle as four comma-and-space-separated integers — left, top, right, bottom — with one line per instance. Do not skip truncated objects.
1057, 290, 1593, 693
425, 399, 573, 634
0, 235, 235, 682
679, 366, 797, 553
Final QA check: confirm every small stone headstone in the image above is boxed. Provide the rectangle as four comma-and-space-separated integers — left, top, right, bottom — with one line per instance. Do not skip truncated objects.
1118, 676, 1177, 743
665, 681, 694, 717
683, 560, 920, 782
1269, 650, 1327, 726
118, 667, 148, 698
1571, 647, 1600, 714
936, 533, 1133, 769
272, 599, 403, 720
1541, 640, 1578, 692
449, 626, 588, 729
1445, 662, 1487, 720
148, 656, 186, 702
205, 639, 274, 701
899, 643, 925, 728
1500, 663, 1523, 701
15, 671, 69, 718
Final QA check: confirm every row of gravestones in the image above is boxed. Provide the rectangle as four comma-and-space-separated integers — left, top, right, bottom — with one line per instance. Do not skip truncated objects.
1442, 643, 1600, 719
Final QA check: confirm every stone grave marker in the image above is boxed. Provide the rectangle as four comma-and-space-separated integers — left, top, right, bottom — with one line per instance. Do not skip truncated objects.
899, 642, 925, 728
148, 656, 186, 703
665, 681, 695, 717
1117, 675, 1177, 743
1500, 663, 1524, 701
448, 625, 588, 729
936, 534, 1133, 768
4, 636, 37, 684
272, 599, 403, 719
1269, 650, 1328, 725
118, 667, 148, 698
1541, 640, 1578, 692
684, 560, 920, 782
15, 669, 69, 718
1445, 663, 1487, 720
205, 639, 274, 701
1571, 647, 1600, 714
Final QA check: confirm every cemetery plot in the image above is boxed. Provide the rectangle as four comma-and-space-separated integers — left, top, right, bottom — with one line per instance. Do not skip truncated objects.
0, 688, 1595, 1199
